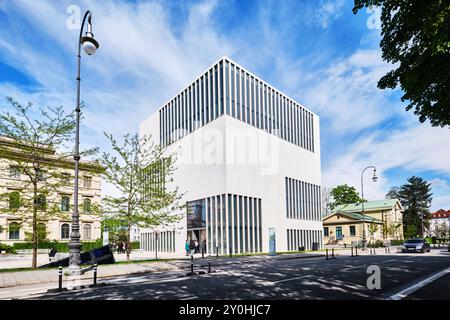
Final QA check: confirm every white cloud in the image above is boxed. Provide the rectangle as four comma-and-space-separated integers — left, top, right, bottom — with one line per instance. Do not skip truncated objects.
314, 0, 347, 28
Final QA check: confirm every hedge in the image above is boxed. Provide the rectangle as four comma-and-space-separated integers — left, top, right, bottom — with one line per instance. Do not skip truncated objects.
0, 243, 15, 253
13, 239, 103, 252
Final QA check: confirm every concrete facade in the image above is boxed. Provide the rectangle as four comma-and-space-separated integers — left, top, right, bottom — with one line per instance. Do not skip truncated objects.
139, 57, 323, 256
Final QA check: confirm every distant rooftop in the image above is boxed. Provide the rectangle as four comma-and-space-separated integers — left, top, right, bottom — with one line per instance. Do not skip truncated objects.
332, 199, 401, 213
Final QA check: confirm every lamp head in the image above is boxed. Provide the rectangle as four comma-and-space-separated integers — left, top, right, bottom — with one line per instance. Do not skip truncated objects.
372, 169, 378, 182
80, 15, 99, 55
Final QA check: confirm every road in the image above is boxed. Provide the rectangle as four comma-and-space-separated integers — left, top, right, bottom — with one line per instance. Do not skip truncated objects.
4, 249, 450, 300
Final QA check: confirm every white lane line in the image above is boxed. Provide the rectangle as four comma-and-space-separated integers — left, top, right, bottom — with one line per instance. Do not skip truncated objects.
389, 267, 450, 300
272, 275, 310, 284
342, 265, 366, 271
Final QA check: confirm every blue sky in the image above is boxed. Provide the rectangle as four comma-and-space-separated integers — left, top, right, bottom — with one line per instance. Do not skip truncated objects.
0, 0, 449, 210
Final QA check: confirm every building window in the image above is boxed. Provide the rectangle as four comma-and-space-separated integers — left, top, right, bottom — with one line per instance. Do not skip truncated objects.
62, 173, 71, 185
36, 194, 47, 211
83, 224, 91, 240
9, 191, 21, 209
83, 176, 92, 188
61, 196, 70, 211
324, 227, 329, 237
9, 166, 21, 179
9, 222, 20, 240
350, 226, 356, 236
83, 198, 92, 213
36, 169, 45, 182
61, 223, 70, 239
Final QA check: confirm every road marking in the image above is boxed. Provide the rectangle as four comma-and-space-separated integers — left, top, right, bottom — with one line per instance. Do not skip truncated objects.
388, 267, 450, 300
342, 265, 366, 271
271, 275, 310, 284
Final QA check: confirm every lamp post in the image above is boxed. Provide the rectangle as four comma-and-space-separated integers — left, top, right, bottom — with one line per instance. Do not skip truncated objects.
361, 166, 378, 251
68, 11, 100, 276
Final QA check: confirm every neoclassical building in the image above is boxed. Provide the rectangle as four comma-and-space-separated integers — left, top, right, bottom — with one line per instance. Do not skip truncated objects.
0, 136, 102, 245
322, 199, 404, 245
139, 56, 323, 255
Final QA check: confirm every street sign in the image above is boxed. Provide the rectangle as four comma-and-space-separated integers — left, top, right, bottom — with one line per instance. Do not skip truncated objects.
102, 231, 109, 246
269, 228, 276, 256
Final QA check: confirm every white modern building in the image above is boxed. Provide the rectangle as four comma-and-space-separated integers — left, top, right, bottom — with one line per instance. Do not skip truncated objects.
139, 57, 322, 256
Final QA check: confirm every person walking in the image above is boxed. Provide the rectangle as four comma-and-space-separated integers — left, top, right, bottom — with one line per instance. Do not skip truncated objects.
189, 239, 196, 255
194, 239, 199, 253
185, 240, 190, 256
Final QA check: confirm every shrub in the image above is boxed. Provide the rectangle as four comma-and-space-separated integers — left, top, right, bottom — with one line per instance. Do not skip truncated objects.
390, 239, 404, 246
131, 241, 140, 250
0, 243, 15, 253
424, 237, 433, 244
13, 239, 103, 252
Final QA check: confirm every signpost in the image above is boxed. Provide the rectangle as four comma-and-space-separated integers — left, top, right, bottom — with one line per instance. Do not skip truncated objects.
269, 228, 276, 256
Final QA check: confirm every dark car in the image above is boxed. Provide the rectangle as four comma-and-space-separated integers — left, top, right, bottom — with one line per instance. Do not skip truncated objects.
401, 238, 431, 253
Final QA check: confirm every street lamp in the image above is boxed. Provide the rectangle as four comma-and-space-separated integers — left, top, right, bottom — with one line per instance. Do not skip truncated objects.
361, 166, 377, 251
68, 11, 100, 276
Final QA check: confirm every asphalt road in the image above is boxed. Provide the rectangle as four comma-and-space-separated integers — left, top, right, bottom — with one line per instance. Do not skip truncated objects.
20, 249, 450, 300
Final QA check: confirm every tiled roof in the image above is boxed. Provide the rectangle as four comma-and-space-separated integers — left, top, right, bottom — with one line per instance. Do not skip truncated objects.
431, 209, 450, 219
332, 199, 400, 213
323, 211, 384, 224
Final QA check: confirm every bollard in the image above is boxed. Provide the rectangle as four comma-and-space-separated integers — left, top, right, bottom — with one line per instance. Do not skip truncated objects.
93, 264, 97, 286
351, 246, 354, 257
229, 247, 232, 258
202, 246, 204, 259
355, 246, 358, 256
373, 247, 376, 255
332, 248, 335, 259
190, 255, 194, 274
325, 249, 329, 260
216, 246, 219, 258
58, 266, 63, 290
208, 255, 211, 273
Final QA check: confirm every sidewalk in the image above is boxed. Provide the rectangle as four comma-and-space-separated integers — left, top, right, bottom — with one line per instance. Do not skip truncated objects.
0, 260, 180, 289
0, 251, 323, 289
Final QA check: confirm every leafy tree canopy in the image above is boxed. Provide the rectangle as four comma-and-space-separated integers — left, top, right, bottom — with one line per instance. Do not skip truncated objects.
328, 184, 364, 211
353, 0, 450, 126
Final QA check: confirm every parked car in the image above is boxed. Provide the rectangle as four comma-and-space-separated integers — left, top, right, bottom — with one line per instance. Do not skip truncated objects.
401, 238, 431, 253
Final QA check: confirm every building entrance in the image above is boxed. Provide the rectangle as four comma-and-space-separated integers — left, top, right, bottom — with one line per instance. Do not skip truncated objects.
187, 228, 206, 253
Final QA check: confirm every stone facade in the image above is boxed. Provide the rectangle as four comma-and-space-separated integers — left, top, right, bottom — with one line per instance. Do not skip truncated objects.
0, 137, 102, 245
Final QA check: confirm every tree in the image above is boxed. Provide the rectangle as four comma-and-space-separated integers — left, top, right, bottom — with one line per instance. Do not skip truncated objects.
368, 223, 379, 241
397, 176, 433, 238
0, 97, 97, 267
328, 184, 364, 211
321, 187, 332, 217
353, 1, 450, 127
101, 133, 184, 261
385, 186, 400, 199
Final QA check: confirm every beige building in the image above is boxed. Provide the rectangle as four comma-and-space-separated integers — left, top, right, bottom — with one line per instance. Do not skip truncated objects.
0, 137, 102, 245
322, 199, 404, 245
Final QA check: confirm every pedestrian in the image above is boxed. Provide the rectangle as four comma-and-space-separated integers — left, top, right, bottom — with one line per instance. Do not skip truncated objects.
189, 239, 196, 255
185, 240, 190, 256
194, 239, 199, 253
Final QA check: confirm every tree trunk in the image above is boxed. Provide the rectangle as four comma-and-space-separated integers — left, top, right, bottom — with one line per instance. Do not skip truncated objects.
126, 226, 131, 261
32, 184, 38, 268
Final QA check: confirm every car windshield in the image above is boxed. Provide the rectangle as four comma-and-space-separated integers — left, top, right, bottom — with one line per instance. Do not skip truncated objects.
405, 239, 424, 244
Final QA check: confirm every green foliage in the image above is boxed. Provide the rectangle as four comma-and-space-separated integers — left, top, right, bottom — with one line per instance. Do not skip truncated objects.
397, 176, 433, 238
12, 239, 102, 252
368, 240, 384, 248
353, 1, 450, 127
424, 237, 433, 244
0, 243, 15, 253
385, 186, 400, 200
131, 241, 140, 250
0, 97, 99, 268
100, 132, 185, 259
390, 239, 405, 246
368, 223, 378, 238
24, 223, 48, 243
328, 184, 364, 211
